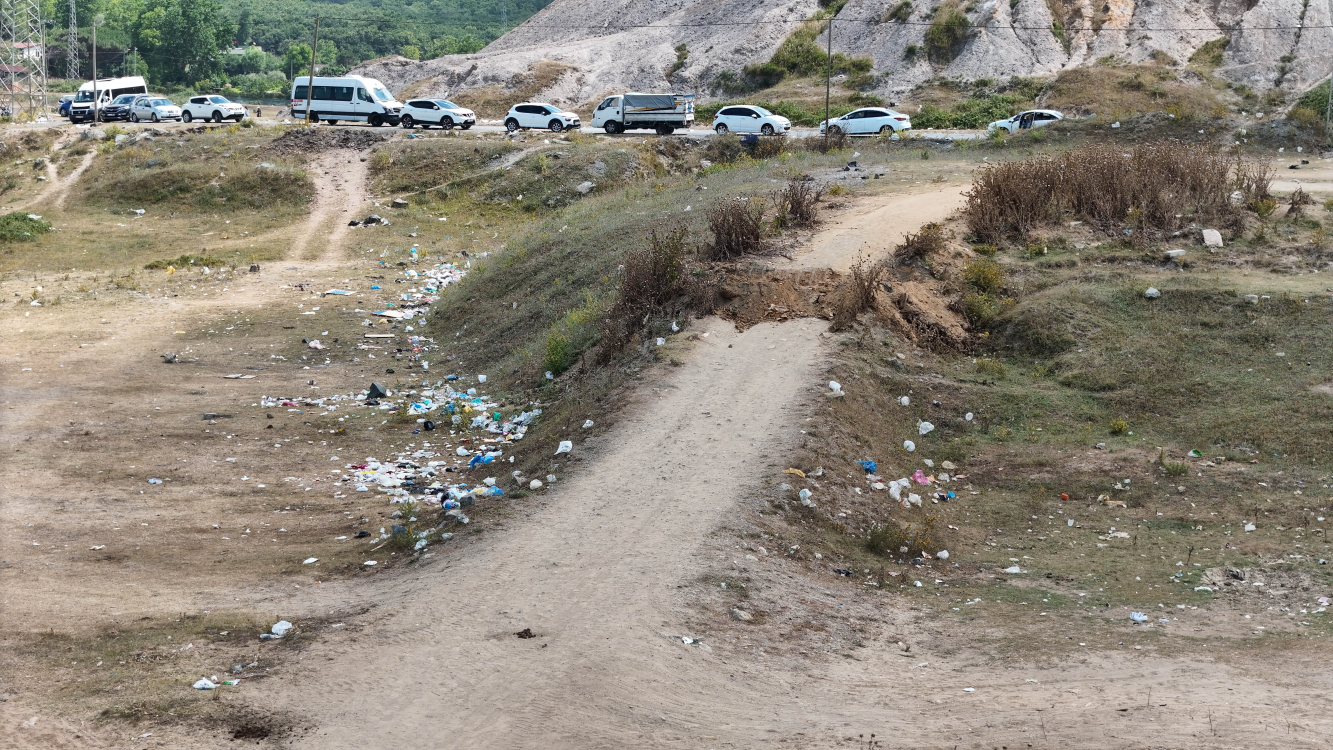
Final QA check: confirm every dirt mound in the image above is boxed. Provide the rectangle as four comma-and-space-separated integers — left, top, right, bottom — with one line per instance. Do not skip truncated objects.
266, 127, 396, 155
714, 266, 841, 331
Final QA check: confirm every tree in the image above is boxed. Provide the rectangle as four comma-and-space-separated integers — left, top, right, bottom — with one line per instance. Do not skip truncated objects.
133, 0, 233, 84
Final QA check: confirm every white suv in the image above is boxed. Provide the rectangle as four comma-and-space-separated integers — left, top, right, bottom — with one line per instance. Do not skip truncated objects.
504, 102, 580, 133
129, 96, 182, 123
182, 95, 247, 123
400, 99, 475, 130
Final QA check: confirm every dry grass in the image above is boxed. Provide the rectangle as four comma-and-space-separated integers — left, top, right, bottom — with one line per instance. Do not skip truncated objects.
772, 177, 824, 229
964, 141, 1239, 244
1042, 64, 1228, 118
598, 224, 712, 357
893, 221, 948, 263
830, 252, 885, 331
452, 60, 578, 118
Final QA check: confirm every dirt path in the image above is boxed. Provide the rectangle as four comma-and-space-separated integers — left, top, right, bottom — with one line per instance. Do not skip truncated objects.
780, 185, 968, 273
289, 149, 371, 261
50, 151, 97, 209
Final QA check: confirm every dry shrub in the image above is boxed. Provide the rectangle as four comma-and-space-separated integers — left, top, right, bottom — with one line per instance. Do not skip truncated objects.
772, 177, 824, 228
965, 141, 1236, 243
706, 196, 767, 259
894, 221, 949, 263
599, 225, 710, 357
830, 252, 885, 330
1235, 160, 1273, 210
751, 135, 789, 159
866, 516, 939, 560
1287, 186, 1315, 217
803, 127, 847, 154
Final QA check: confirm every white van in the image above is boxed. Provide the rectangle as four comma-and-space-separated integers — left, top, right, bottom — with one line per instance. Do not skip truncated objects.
290, 75, 403, 126
69, 76, 148, 123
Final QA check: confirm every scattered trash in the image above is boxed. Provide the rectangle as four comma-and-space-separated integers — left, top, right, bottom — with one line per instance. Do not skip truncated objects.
1130, 612, 1149, 624
1244, 523, 1256, 532
783, 467, 806, 478
937, 550, 949, 560
857, 460, 877, 473
193, 678, 217, 690
899, 396, 910, 406
964, 412, 973, 421
529, 479, 544, 490
363, 560, 377, 566
1188, 449, 1203, 457
799, 488, 813, 506
582, 419, 595, 428
1144, 287, 1161, 299
147, 478, 163, 485
1004, 565, 1022, 574
270, 621, 293, 637
555, 440, 573, 455
962, 687, 976, 692
903, 440, 915, 452
515, 628, 536, 639
302, 557, 318, 564
828, 380, 842, 396
917, 421, 934, 436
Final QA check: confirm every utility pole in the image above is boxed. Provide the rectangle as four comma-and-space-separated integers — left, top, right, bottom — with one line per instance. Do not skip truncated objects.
65, 0, 77, 79
823, 15, 832, 150
1325, 74, 1332, 135
304, 14, 319, 125
91, 17, 97, 121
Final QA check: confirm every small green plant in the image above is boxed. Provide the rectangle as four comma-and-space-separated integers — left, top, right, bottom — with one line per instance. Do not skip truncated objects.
1323, 198, 1333, 213
1109, 418, 1129, 435
976, 358, 1006, 378
827, 183, 849, 196
972, 243, 999, 256
1252, 198, 1278, 220
667, 43, 689, 77
920, 149, 930, 160
1158, 450, 1189, 477
865, 516, 938, 559
535, 153, 549, 175
903, 44, 919, 61
883, 0, 913, 23
0, 211, 51, 242
543, 330, 575, 376
963, 257, 1004, 294
924, 5, 971, 63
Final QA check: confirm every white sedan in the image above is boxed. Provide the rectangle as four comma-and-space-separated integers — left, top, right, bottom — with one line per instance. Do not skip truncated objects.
400, 99, 475, 130
820, 107, 912, 135
182, 95, 247, 123
989, 109, 1063, 134
129, 96, 182, 123
504, 102, 581, 132
712, 105, 791, 135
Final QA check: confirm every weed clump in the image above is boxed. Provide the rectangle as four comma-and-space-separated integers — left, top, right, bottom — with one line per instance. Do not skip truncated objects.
962, 257, 1004, 294
706, 197, 767, 259
964, 140, 1237, 243
866, 516, 939, 560
144, 253, 224, 270
599, 225, 711, 357
894, 222, 948, 263
975, 357, 1006, 378
1109, 418, 1129, 435
772, 178, 824, 229
0, 211, 50, 242
831, 253, 885, 330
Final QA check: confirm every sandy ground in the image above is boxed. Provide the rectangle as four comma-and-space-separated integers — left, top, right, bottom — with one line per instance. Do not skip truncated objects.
8, 156, 1333, 748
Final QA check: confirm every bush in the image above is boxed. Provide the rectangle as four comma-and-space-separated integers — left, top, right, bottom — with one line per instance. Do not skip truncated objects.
866, 517, 938, 560
772, 178, 824, 228
925, 6, 971, 63
706, 197, 767, 259
831, 253, 885, 330
965, 141, 1236, 243
894, 221, 948, 263
745, 20, 874, 86
0, 211, 50, 242
144, 253, 224, 270
1109, 418, 1129, 435
915, 93, 1025, 129
599, 225, 710, 356
1189, 37, 1228, 68
883, 0, 913, 22
975, 357, 1006, 378
963, 257, 1004, 294
961, 292, 1011, 327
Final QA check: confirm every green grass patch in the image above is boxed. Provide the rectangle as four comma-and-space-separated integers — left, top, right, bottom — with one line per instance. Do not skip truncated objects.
0, 211, 51, 241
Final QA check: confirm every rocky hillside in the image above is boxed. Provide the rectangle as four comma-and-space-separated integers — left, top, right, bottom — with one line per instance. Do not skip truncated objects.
353, 0, 1333, 109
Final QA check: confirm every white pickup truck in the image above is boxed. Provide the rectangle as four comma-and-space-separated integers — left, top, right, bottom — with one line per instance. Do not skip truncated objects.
590, 92, 694, 135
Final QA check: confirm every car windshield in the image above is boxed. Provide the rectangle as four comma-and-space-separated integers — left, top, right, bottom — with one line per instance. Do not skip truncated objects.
208, 96, 229, 104
149, 98, 171, 107
74, 90, 95, 102
752, 106, 773, 117
434, 100, 460, 109
113, 95, 136, 104
372, 88, 393, 102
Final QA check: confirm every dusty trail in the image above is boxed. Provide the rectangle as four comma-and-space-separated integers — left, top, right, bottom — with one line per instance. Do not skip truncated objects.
780, 185, 967, 272
259, 189, 959, 747
290, 149, 372, 261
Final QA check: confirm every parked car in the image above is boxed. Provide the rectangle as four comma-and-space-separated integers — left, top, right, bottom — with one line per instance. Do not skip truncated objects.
590, 92, 694, 134
988, 109, 1063, 134
819, 107, 911, 135
58, 94, 74, 117
289, 75, 403, 126
182, 95, 247, 123
129, 96, 182, 123
97, 93, 139, 122
399, 99, 475, 129
712, 105, 791, 135
68, 76, 148, 123
504, 102, 580, 133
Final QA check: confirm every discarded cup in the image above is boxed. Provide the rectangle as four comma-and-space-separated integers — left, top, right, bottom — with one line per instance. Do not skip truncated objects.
965, 412, 973, 421
899, 396, 910, 406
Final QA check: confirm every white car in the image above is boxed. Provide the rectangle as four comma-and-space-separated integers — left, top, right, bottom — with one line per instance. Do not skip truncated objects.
129, 96, 182, 123
182, 95, 247, 123
988, 109, 1063, 134
712, 105, 791, 135
820, 107, 912, 135
504, 102, 581, 133
400, 99, 475, 130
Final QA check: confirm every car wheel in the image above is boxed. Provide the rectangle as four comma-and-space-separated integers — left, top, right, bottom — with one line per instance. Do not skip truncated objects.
400, 115, 415, 129
714, 123, 728, 135
210, 111, 221, 123
325, 120, 338, 125
129, 113, 138, 123
828, 125, 842, 136
460, 123, 472, 130
549, 120, 564, 132
505, 119, 519, 133
369, 114, 383, 127
182, 111, 192, 123
151, 113, 160, 123
441, 116, 454, 130
604, 120, 622, 134
308, 112, 319, 123
880, 125, 893, 134
760, 123, 774, 136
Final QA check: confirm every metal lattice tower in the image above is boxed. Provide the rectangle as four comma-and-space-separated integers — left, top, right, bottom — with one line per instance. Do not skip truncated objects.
66, 0, 77, 79
1, 0, 47, 120
500, 0, 507, 26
